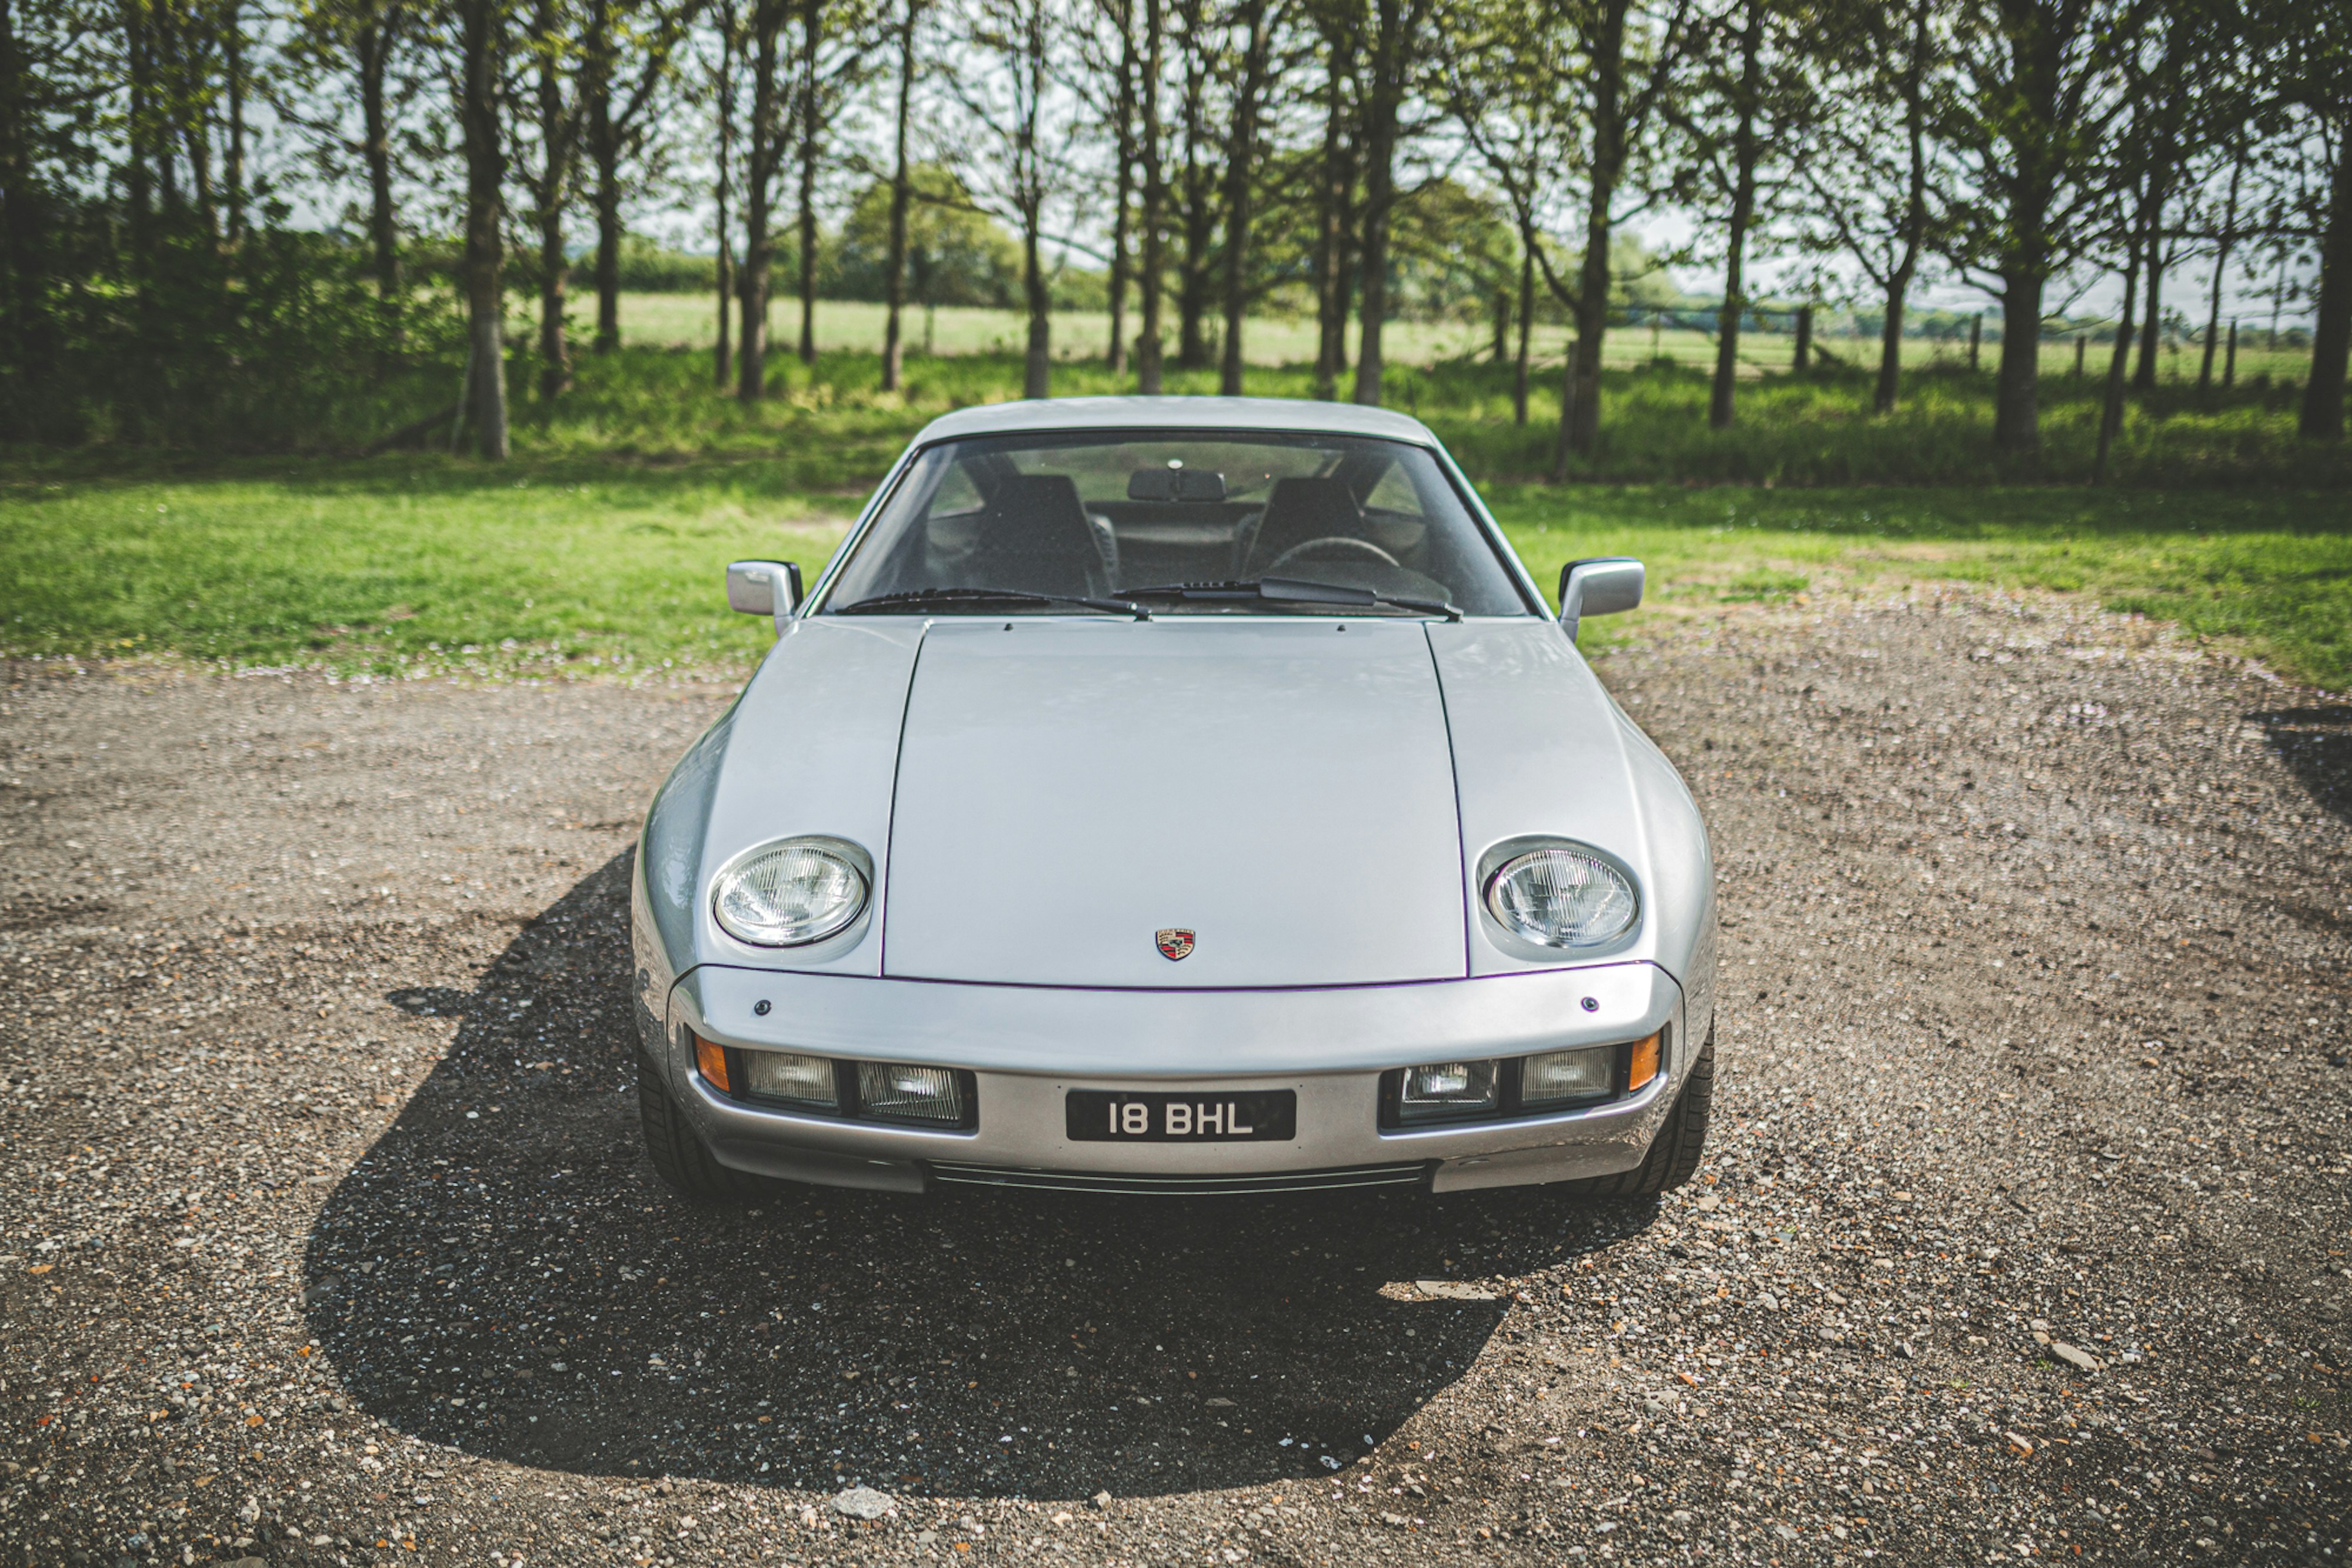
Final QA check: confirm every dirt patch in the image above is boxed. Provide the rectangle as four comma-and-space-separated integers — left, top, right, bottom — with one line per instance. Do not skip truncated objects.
1, 594, 2347, 1566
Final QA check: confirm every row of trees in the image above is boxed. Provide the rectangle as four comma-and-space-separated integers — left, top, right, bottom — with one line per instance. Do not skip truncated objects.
1, 0, 2347, 458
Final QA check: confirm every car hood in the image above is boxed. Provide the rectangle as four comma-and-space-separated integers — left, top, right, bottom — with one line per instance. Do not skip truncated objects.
881, 619, 1466, 987
642, 616, 1707, 996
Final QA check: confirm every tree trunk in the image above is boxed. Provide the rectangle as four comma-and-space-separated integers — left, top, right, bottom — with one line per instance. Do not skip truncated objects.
458, 0, 508, 458
1217, 0, 1268, 396
0, 0, 51, 401
1707, 0, 1763, 429
739, 0, 782, 402
1174, 0, 1211, 371
532, 0, 572, 402
587, 3, 622, 355
1556, 0, 1631, 465
2094, 253, 2138, 485
2200, 235, 2231, 389
715, 0, 734, 388
795, 0, 820, 363
1874, 277, 1907, 413
1991, 268, 2044, 453
353, 15, 401, 364
224, 0, 245, 243
1017, 0, 1050, 399
881, 0, 918, 392
358, 21, 399, 302
1134, 0, 1165, 392
1310, 29, 1354, 399
2133, 213, 2164, 390
1351, 0, 1418, 408
1512, 223, 1533, 425
121, 0, 154, 288
1105, 0, 1135, 371
2223, 320, 2236, 386
1022, 213, 1050, 398
2298, 122, 2352, 442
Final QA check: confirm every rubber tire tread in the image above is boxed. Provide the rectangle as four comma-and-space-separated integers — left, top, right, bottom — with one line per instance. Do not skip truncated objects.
637, 1053, 761, 1200
1569, 1027, 1715, 1199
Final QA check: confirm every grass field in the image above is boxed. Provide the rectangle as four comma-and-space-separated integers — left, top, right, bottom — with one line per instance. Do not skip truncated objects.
587, 293, 2318, 385
8, 341, 2346, 690
312, 341, 2345, 493
5, 455, 2346, 689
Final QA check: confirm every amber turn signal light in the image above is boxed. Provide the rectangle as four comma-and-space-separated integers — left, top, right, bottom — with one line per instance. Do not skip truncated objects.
693, 1032, 731, 1092
1627, 1030, 1661, 1091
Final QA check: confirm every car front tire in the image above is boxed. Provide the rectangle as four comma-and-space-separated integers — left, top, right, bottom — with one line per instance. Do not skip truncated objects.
1565, 1024, 1714, 1199
637, 1052, 763, 1200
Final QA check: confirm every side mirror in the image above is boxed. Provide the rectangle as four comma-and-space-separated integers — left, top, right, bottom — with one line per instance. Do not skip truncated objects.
1558, 557, 1644, 640
727, 559, 803, 636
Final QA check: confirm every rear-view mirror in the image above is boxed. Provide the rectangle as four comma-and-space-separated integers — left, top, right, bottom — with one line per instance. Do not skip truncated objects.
1127, 467, 1227, 502
1558, 557, 1644, 640
727, 560, 803, 634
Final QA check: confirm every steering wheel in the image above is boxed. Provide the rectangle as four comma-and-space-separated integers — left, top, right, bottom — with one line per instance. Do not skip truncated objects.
1267, 536, 1401, 573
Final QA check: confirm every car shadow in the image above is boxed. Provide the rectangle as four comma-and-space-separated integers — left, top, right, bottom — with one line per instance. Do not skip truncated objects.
303, 853, 1658, 1501
2250, 706, 2352, 826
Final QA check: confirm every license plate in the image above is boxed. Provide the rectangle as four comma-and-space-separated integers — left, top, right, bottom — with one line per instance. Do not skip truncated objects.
1065, 1089, 1295, 1142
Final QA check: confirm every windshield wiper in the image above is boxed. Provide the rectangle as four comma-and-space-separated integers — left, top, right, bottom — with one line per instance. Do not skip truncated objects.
835, 588, 1150, 620
1116, 576, 1461, 621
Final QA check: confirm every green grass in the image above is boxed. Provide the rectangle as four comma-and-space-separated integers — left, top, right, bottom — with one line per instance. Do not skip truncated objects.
1485, 485, 2352, 690
6, 344, 2347, 689
601, 292, 2319, 385
5, 459, 2346, 689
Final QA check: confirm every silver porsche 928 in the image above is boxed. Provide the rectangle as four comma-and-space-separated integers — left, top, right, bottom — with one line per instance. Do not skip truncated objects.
629, 396, 1717, 1200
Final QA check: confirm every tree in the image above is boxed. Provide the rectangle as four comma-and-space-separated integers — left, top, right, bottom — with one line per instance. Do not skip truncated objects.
1307, 1, 1357, 398
1134, 0, 1166, 390
2271, 0, 2352, 439
1448, 0, 1582, 425
1794, 0, 1940, 413
1548, 0, 1690, 466
1096, 0, 1138, 370
1668, 0, 1797, 428
735, 0, 789, 400
1218, 0, 1279, 393
519, 0, 585, 400
581, 0, 698, 355
879, 0, 921, 390
711, 0, 735, 385
1349, 0, 1437, 406
1934, 0, 2151, 454
281, 0, 418, 325
947, 0, 1065, 396
455, 0, 511, 456
791, 0, 872, 362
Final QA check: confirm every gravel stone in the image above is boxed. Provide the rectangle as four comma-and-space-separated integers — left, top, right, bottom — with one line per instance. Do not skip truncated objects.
831, 1486, 892, 1519
3, 588, 2349, 1566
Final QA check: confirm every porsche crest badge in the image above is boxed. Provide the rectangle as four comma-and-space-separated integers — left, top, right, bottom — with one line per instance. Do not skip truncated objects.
1155, 928, 1195, 962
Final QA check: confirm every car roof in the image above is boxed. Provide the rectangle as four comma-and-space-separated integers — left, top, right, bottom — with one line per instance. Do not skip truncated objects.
908, 395, 1442, 448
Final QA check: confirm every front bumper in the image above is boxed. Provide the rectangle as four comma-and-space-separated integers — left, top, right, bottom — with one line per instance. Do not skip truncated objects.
663, 960, 1690, 1195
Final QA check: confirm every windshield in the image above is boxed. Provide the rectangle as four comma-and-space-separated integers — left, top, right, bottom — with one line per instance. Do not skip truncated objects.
819, 429, 1536, 616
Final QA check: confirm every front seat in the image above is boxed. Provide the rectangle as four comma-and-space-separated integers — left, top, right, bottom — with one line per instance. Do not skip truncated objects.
1240, 476, 1364, 576
967, 474, 1107, 598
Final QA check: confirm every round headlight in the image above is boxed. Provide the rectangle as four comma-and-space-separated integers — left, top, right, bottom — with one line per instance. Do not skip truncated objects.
1484, 845, 1638, 950
711, 837, 869, 946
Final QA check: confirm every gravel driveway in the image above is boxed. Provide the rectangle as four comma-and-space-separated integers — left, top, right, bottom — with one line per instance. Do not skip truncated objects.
3, 590, 2348, 1568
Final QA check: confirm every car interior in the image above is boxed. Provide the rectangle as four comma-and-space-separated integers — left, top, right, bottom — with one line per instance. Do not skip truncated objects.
823, 432, 1533, 615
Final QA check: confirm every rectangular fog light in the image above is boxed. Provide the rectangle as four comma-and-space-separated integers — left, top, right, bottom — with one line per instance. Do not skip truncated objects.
1520, 1045, 1615, 1108
742, 1049, 838, 1110
857, 1062, 967, 1125
1398, 1060, 1500, 1124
